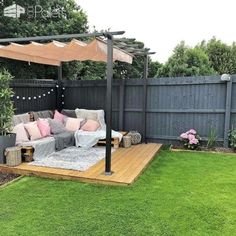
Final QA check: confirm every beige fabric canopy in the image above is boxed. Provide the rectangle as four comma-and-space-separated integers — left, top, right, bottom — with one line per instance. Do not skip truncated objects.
0, 38, 133, 66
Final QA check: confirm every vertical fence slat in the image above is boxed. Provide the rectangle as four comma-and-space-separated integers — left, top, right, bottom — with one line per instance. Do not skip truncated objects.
119, 79, 125, 131
223, 77, 233, 147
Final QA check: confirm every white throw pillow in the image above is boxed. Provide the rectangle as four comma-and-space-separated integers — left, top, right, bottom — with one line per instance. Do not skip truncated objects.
12, 123, 29, 144
24, 122, 42, 141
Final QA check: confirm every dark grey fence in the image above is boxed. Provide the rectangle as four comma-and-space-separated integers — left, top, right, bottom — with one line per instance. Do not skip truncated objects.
10, 75, 236, 146
63, 75, 236, 145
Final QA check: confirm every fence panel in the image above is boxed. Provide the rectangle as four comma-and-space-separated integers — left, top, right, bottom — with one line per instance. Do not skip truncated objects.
10, 75, 236, 146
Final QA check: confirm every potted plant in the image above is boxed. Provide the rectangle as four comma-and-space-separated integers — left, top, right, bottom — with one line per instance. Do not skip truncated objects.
0, 70, 15, 164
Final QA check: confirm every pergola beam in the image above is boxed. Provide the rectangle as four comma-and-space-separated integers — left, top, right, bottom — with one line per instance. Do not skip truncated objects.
0, 31, 125, 43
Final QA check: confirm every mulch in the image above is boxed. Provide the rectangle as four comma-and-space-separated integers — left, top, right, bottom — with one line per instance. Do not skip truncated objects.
171, 145, 235, 153
0, 172, 20, 186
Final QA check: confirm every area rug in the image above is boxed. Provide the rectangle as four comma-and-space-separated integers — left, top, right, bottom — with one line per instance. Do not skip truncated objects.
29, 147, 114, 171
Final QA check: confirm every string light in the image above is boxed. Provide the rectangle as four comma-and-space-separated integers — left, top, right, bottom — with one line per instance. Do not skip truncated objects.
12, 88, 56, 101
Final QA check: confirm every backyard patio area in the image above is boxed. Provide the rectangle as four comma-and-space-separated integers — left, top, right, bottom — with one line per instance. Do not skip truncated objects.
0, 144, 162, 185
1, 150, 236, 235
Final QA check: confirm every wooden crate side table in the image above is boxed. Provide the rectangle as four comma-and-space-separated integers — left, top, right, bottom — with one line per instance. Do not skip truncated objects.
21, 146, 34, 162
97, 131, 128, 149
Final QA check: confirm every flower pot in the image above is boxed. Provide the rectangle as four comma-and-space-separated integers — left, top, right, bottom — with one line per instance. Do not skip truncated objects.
0, 133, 16, 164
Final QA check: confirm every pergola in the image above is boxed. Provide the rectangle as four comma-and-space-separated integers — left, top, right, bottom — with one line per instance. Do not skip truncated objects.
0, 31, 154, 175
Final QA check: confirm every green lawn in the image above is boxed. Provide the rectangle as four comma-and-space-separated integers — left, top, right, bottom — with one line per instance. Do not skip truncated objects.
1, 150, 236, 236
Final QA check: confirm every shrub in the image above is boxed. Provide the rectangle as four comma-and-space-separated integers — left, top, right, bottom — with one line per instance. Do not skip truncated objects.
229, 129, 236, 150
180, 129, 201, 150
207, 126, 217, 149
0, 70, 14, 135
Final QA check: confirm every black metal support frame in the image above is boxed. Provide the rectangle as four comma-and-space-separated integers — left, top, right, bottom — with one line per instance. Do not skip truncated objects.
0, 31, 153, 175
105, 34, 113, 175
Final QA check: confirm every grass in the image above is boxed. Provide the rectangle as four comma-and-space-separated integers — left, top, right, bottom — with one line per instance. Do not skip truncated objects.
1, 150, 236, 235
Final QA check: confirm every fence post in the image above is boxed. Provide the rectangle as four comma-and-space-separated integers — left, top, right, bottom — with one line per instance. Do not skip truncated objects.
142, 55, 148, 143
119, 78, 125, 131
223, 76, 233, 147
56, 64, 63, 111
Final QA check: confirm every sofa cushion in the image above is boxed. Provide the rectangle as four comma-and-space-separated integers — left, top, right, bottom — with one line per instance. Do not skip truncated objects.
12, 123, 29, 144
53, 131, 75, 151
61, 109, 77, 118
81, 119, 100, 131
48, 119, 65, 134
37, 119, 51, 137
54, 110, 65, 123
24, 122, 42, 141
75, 108, 105, 129
65, 117, 84, 132
12, 113, 30, 126
32, 110, 53, 120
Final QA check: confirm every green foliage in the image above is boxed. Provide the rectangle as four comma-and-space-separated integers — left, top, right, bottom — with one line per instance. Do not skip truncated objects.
156, 38, 236, 78
1, 151, 236, 235
148, 61, 162, 78
0, 70, 14, 135
200, 38, 236, 75
229, 129, 236, 150
156, 41, 215, 77
0, 0, 88, 80
207, 126, 217, 148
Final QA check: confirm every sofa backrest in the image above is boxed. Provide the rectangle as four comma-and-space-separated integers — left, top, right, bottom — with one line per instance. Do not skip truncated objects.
12, 113, 31, 126
32, 110, 54, 120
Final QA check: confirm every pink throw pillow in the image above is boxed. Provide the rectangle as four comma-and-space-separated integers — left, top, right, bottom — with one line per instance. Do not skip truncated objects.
81, 120, 100, 131
24, 122, 42, 141
54, 110, 65, 123
65, 118, 84, 132
37, 119, 51, 137
12, 123, 29, 144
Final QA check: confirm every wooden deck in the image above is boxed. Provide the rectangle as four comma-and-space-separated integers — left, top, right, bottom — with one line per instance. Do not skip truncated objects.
0, 143, 162, 186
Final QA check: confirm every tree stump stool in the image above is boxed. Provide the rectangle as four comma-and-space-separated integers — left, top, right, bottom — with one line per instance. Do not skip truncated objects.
5, 146, 22, 167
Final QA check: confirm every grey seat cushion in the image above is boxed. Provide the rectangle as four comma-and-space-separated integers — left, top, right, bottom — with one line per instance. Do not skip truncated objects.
32, 110, 53, 120
48, 119, 65, 134
61, 109, 76, 118
12, 113, 30, 126
53, 131, 75, 151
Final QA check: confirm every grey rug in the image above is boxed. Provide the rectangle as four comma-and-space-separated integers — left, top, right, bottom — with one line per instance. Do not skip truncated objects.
29, 146, 114, 171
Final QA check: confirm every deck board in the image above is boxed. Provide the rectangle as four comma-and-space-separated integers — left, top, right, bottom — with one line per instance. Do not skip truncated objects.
0, 143, 162, 186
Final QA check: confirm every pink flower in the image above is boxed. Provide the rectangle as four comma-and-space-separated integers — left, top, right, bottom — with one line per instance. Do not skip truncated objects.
189, 138, 199, 145
180, 133, 188, 139
189, 129, 197, 135
188, 134, 195, 140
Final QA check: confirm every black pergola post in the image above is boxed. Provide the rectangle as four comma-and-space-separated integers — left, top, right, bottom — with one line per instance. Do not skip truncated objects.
105, 34, 113, 175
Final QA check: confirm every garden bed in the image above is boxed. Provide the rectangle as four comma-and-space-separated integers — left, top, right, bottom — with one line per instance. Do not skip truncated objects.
171, 145, 235, 153
0, 172, 20, 187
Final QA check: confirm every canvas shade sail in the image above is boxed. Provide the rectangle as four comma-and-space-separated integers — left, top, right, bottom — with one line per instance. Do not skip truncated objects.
0, 38, 133, 66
